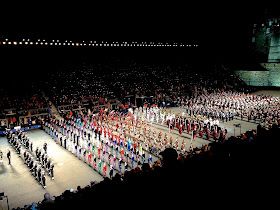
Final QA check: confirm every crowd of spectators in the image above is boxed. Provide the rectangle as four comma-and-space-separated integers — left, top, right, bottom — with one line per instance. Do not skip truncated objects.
43, 62, 249, 109
0, 89, 49, 128
0, 91, 47, 111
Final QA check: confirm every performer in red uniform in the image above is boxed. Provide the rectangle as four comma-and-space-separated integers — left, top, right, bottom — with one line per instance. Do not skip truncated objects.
120, 148, 125, 159
104, 128, 107, 138
97, 147, 101, 158
103, 163, 107, 176
179, 124, 183, 135
88, 152, 92, 164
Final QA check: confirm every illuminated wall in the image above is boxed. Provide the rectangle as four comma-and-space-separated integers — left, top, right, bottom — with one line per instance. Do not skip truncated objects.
262, 63, 280, 86
235, 63, 280, 87
251, 18, 280, 62
268, 33, 280, 62
235, 70, 269, 86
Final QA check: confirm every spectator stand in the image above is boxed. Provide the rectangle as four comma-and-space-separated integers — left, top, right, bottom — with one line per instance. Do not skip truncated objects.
56, 98, 121, 116
135, 96, 154, 108
0, 118, 8, 127
16, 107, 49, 127
0, 118, 8, 136
108, 98, 121, 111
4, 108, 18, 128
19, 114, 49, 128
0, 124, 42, 135
58, 103, 87, 115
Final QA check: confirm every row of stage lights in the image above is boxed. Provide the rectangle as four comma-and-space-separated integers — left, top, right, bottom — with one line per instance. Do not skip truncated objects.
0, 38, 198, 48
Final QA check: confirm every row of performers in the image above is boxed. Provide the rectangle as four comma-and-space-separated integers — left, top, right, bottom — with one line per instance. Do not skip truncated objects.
44, 120, 154, 177
166, 118, 227, 141
7, 131, 53, 188
46, 117, 148, 154
54, 116, 180, 157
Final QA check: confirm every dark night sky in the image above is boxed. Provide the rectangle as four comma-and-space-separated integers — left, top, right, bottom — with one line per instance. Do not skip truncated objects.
1, 6, 265, 42
2, 6, 271, 53
0, 6, 278, 78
